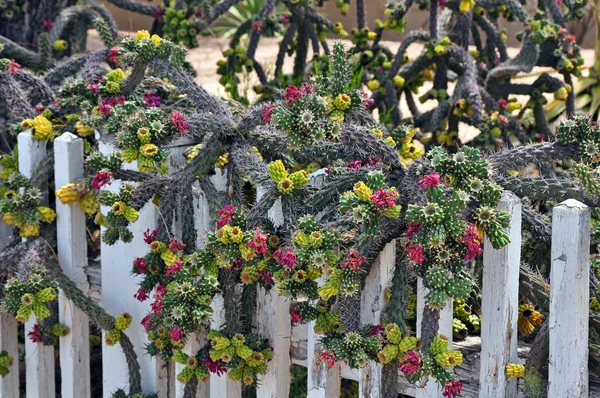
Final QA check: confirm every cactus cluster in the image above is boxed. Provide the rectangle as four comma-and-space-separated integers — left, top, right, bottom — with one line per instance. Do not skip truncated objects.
2, 265, 57, 323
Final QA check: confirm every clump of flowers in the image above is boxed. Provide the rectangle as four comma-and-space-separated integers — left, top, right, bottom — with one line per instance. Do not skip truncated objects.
318, 249, 364, 301
96, 183, 140, 244
273, 214, 341, 299
0, 175, 56, 238
267, 160, 309, 194
187, 207, 277, 290
205, 330, 272, 385
517, 303, 544, 335
400, 335, 463, 394
339, 169, 401, 235
390, 125, 424, 166
2, 265, 57, 323
56, 180, 100, 216
376, 323, 420, 364
321, 323, 384, 369
264, 43, 371, 146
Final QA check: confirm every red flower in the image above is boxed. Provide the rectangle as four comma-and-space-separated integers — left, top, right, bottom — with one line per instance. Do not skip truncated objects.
460, 224, 482, 261
347, 160, 362, 171
155, 6, 164, 24
141, 314, 153, 330
28, 324, 44, 343
170, 326, 184, 341
497, 99, 509, 108
407, 243, 424, 264
166, 260, 183, 277
203, 358, 227, 376
399, 350, 421, 376
217, 205, 235, 227
109, 47, 120, 63
134, 288, 149, 302
143, 92, 161, 107
133, 257, 148, 274
7, 60, 20, 75
282, 13, 290, 25
91, 171, 113, 190
248, 229, 268, 255
320, 351, 337, 369
170, 111, 189, 135
406, 222, 422, 238
369, 324, 385, 337
260, 104, 276, 124
418, 172, 442, 190
273, 247, 297, 268
144, 229, 158, 244
370, 188, 398, 208
258, 269, 273, 285
340, 249, 365, 271
252, 21, 263, 32
35, 104, 47, 114
89, 82, 100, 96
290, 308, 302, 324
442, 379, 463, 398
284, 85, 305, 102
42, 20, 53, 30
169, 239, 186, 253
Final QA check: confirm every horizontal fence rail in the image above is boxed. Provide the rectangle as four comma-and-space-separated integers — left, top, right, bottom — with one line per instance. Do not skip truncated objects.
0, 131, 592, 397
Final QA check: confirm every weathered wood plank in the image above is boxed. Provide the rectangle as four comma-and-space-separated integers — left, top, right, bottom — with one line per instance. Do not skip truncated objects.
18, 131, 55, 398
55, 133, 91, 398
548, 199, 590, 398
255, 185, 290, 398
479, 191, 521, 397
359, 241, 395, 398
416, 278, 452, 398
97, 133, 168, 397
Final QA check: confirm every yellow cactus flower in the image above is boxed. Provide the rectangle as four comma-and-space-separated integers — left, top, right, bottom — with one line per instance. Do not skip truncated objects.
353, 181, 373, 202
268, 160, 288, 183
20, 119, 34, 130
38, 206, 56, 223
75, 121, 95, 137
215, 153, 229, 169
20, 224, 40, 238
367, 79, 380, 91
139, 144, 159, 157
2, 212, 14, 226
111, 201, 126, 216
136, 30, 151, 42
56, 184, 81, 204
32, 115, 53, 140
151, 34, 162, 46
506, 363, 525, 378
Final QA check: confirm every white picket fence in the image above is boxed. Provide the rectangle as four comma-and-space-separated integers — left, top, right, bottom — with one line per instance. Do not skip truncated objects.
0, 130, 592, 397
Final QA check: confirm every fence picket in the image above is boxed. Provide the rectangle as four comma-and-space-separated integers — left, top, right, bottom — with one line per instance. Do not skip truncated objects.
0, 164, 18, 398
479, 191, 521, 397
55, 133, 92, 397
548, 199, 590, 398
416, 278, 452, 398
18, 131, 55, 398
358, 241, 395, 398
255, 186, 291, 398
97, 134, 169, 397
0, 314, 18, 398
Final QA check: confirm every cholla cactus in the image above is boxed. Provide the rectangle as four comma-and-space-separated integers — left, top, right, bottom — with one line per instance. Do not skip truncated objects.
2, 265, 58, 323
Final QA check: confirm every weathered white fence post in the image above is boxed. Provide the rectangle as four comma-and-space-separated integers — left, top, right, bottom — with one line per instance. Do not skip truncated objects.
97, 133, 169, 397
255, 185, 291, 398
359, 241, 396, 398
0, 314, 18, 397
548, 199, 590, 398
416, 278, 452, 398
479, 192, 521, 397
55, 133, 91, 397
18, 131, 55, 398
0, 163, 18, 398
204, 170, 243, 398
306, 170, 341, 398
